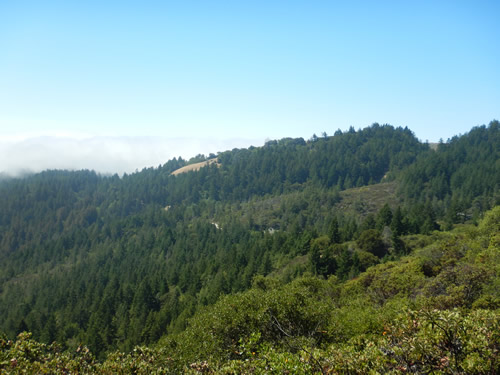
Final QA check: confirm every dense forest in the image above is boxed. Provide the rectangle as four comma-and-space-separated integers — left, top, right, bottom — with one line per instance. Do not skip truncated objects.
0, 121, 499, 373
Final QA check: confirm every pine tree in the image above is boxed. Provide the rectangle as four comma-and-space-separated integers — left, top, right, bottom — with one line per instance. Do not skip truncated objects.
328, 218, 341, 244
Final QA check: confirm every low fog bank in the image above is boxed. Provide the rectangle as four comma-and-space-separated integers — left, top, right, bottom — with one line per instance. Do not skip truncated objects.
0, 135, 264, 177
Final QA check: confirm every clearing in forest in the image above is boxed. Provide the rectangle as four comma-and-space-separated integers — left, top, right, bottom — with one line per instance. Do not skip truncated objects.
171, 158, 219, 176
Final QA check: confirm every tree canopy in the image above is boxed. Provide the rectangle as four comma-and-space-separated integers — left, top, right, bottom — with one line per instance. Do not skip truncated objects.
0, 122, 498, 372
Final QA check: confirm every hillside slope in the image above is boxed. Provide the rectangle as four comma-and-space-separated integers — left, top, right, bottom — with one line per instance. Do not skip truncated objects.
1, 206, 498, 373
0, 121, 498, 359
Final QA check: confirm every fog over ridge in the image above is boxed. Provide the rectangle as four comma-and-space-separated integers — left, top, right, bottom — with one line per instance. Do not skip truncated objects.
0, 135, 264, 177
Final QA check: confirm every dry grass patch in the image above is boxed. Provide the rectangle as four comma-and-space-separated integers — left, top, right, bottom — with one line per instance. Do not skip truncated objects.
171, 158, 219, 176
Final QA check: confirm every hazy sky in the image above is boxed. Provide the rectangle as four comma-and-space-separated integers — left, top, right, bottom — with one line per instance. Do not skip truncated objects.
1, 1, 499, 175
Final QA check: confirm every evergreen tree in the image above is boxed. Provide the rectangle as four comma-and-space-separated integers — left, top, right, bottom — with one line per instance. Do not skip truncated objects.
376, 203, 393, 230
390, 206, 405, 236
328, 217, 341, 244
336, 247, 352, 281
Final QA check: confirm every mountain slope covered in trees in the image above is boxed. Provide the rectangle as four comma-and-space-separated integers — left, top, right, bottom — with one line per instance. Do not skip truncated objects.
1, 205, 499, 373
0, 121, 498, 372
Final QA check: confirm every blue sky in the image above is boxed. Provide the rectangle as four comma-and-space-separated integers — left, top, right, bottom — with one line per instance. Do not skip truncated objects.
0, 1, 499, 174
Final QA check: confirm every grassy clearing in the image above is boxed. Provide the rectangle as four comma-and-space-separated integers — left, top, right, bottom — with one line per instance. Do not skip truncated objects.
171, 158, 219, 176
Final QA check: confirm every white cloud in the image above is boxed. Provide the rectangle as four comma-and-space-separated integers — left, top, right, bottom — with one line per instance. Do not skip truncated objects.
0, 135, 264, 176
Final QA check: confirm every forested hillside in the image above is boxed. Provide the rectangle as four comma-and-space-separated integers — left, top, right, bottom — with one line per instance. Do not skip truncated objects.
0, 121, 498, 373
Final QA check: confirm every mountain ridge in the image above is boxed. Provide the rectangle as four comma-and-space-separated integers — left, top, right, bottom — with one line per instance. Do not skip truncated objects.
0, 121, 498, 369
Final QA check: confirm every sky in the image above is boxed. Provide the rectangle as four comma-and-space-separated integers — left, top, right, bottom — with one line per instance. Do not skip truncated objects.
1, 0, 499, 175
